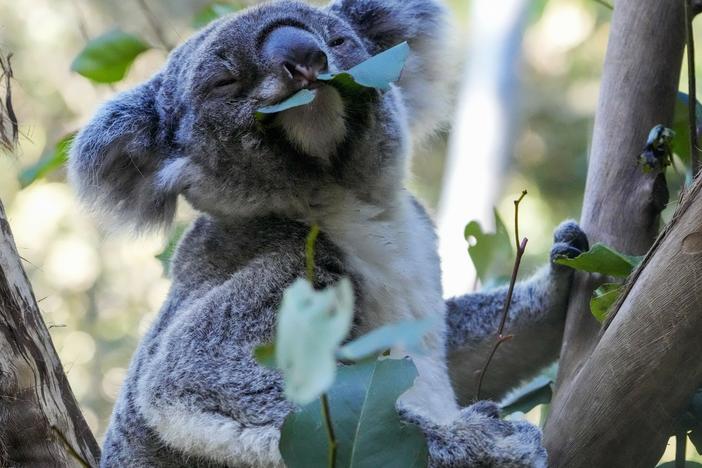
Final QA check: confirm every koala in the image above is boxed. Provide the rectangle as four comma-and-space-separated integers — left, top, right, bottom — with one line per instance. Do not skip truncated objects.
68, 0, 588, 466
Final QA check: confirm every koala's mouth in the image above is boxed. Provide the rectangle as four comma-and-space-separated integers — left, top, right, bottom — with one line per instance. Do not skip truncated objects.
274, 85, 348, 160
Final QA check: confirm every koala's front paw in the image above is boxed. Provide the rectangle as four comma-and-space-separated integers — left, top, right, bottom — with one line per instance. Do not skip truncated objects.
550, 220, 589, 268
401, 401, 547, 468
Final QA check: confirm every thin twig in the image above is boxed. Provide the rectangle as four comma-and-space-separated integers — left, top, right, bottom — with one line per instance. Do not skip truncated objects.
320, 393, 338, 468
50, 425, 92, 468
685, 0, 701, 176
475, 193, 529, 400
514, 190, 527, 250
70, 0, 90, 43
136, 0, 174, 51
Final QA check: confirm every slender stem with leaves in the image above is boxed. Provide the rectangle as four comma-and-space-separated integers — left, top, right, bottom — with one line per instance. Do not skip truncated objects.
305, 223, 337, 468
475, 191, 528, 400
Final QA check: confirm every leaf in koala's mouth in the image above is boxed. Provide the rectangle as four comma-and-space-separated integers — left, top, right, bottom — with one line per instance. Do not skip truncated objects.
318, 41, 410, 91
255, 41, 410, 117
257, 88, 318, 115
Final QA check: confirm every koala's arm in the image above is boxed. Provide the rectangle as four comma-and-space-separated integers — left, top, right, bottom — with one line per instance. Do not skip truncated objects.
445, 221, 589, 403
329, 0, 452, 140
133, 251, 344, 467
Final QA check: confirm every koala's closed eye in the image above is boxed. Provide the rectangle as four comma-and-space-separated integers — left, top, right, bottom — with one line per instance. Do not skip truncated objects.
327, 37, 346, 47
207, 76, 241, 97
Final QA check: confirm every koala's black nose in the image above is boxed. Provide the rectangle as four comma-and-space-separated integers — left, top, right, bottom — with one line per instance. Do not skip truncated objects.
263, 26, 328, 85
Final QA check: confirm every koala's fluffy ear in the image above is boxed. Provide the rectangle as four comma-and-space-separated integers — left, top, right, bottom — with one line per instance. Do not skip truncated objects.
69, 76, 186, 231
328, 0, 454, 141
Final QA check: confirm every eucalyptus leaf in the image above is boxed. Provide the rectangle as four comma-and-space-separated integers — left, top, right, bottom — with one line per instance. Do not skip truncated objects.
319, 41, 410, 91
71, 29, 150, 83
500, 375, 552, 416
19, 132, 75, 187
276, 277, 354, 405
337, 317, 437, 361
192, 2, 241, 28
554, 242, 643, 277
256, 89, 317, 116
464, 209, 513, 283
590, 283, 623, 322
280, 358, 428, 468
155, 224, 187, 277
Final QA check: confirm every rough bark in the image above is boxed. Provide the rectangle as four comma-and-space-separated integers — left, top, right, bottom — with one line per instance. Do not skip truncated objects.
0, 199, 100, 467
544, 174, 702, 468
550, 0, 684, 404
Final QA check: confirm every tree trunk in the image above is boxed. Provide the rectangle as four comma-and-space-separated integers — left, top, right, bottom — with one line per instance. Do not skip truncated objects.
0, 199, 100, 467
544, 174, 702, 467
548, 0, 684, 417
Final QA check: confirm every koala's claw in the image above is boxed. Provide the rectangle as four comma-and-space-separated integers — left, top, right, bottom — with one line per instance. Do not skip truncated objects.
400, 401, 547, 468
550, 220, 588, 267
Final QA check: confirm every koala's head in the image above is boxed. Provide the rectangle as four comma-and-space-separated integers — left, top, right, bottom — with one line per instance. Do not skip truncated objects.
69, 0, 447, 230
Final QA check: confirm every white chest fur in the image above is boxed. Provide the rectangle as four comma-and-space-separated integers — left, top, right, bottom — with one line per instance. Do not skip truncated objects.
319, 192, 444, 332
318, 191, 459, 422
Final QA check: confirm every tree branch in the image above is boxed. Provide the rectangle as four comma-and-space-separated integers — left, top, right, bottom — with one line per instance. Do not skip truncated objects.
544, 174, 702, 467
0, 199, 100, 467
548, 0, 683, 419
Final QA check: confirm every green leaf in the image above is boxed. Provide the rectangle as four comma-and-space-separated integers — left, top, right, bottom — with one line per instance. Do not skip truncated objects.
500, 375, 553, 416
256, 42, 410, 116
319, 41, 410, 91
192, 2, 241, 28
464, 209, 513, 283
253, 343, 276, 369
19, 132, 75, 187
155, 224, 187, 277
673, 92, 702, 167
71, 29, 150, 83
590, 283, 622, 322
256, 89, 317, 117
554, 242, 643, 277
276, 278, 354, 405
280, 358, 428, 468
337, 317, 438, 361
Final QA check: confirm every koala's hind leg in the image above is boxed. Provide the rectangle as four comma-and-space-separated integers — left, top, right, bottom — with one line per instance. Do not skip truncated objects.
445, 221, 588, 403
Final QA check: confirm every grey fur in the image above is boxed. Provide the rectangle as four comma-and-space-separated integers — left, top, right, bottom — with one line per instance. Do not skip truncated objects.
69, 1, 587, 467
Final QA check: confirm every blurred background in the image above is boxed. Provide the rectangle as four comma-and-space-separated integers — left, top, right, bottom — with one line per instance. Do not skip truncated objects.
0, 0, 691, 462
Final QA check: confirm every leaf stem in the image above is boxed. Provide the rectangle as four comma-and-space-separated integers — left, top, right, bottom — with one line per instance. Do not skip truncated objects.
475, 193, 528, 400
514, 190, 527, 251
305, 224, 320, 283
320, 393, 338, 468
685, 0, 701, 177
